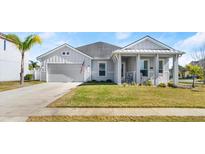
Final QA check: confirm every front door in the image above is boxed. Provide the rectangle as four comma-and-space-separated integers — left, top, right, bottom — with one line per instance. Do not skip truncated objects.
121, 62, 126, 81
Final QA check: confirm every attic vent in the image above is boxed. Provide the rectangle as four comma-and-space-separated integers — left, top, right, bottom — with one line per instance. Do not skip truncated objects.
62, 51, 69, 56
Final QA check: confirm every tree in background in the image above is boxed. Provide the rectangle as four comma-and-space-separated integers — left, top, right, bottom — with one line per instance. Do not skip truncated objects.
192, 46, 205, 84
186, 64, 203, 88
6, 34, 42, 85
29, 60, 40, 70
179, 65, 187, 78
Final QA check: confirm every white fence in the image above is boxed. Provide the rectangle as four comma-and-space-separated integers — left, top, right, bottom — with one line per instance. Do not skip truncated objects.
30, 69, 40, 80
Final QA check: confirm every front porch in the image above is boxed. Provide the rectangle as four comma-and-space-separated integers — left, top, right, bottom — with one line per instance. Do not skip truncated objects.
113, 54, 179, 85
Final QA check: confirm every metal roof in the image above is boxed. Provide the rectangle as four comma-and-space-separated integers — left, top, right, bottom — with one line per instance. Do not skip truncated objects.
113, 49, 185, 55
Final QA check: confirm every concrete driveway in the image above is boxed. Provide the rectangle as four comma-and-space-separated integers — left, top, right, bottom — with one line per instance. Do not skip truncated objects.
0, 82, 81, 121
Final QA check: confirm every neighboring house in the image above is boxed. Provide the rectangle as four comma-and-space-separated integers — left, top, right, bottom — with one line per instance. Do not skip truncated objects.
190, 59, 205, 68
0, 33, 29, 81
170, 65, 190, 79
37, 35, 184, 85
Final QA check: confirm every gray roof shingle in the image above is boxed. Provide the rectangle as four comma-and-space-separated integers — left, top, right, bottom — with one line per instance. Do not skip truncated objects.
77, 42, 121, 58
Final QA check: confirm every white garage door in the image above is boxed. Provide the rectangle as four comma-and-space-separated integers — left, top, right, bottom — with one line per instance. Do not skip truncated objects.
48, 64, 84, 82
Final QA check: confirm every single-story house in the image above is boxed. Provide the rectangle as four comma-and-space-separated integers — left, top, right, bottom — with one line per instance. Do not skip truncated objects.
0, 33, 29, 81
37, 35, 184, 85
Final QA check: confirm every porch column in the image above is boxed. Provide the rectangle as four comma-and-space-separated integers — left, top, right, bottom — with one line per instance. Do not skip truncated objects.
117, 54, 122, 85
136, 54, 141, 83
173, 54, 179, 85
154, 54, 159, 85
46, 63, 48, 82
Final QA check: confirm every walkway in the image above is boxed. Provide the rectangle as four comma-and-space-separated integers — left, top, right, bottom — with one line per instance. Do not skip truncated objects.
33, 108, 205, 117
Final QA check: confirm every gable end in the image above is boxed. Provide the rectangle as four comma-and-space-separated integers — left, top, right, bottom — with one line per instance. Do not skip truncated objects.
123, 36, 173, 50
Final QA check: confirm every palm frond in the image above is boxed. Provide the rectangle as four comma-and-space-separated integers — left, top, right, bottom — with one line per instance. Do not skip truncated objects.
29, 60, 39, 70
23, 35, 42, 52
5, 34, 23, 50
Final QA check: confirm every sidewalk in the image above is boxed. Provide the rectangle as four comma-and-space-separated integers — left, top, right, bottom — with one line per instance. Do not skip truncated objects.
32, 108, 205, 117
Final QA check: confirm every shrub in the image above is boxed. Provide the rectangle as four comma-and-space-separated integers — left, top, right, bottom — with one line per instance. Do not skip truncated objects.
130, 82, 137, 86
106, 79, 113, 83
24, 74, 33, 81
91, 80, 97, 82
157, 83, 166, 88
144, 80, 152, 86
167, 82, 174, 87
122, 83, 128, 87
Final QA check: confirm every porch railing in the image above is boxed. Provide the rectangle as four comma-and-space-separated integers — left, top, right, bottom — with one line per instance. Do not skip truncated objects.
125, 71, 136, 83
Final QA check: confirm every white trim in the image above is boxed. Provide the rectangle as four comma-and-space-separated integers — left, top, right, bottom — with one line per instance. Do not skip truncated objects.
37, 43, 93, 60
117, 54, 122, 84
159, 59, 165, 76
112, 50, 184, 55
140, 58, 150, 78
93, 57, 111, 60
136, 54, 141, 83
173, 54, 179, 85
46, 63, 48, 82
97, 61, 107, 77
46, 62, 82, 65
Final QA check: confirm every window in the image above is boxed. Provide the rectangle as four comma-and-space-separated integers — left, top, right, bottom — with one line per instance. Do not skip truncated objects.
159, 60, 163, 73
62, 51, 69, 56
121, 63, 125, 78
4, 40, 6, 51
98, 62, 106, 76
140, 60, 148, 76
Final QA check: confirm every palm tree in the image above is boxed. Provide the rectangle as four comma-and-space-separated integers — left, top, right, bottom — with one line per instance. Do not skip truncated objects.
6, 34, 42, 85
29, 60, 40, 70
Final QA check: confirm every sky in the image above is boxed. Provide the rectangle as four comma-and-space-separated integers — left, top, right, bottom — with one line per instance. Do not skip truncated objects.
5, 32, 205, 66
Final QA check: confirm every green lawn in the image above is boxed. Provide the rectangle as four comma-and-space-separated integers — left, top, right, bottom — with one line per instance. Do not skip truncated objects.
48, 82, 205, 108
0, 81, 43, 92
27, 115, 205, 122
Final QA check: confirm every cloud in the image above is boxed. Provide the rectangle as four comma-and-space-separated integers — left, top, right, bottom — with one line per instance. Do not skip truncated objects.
115, 32, 132, 40
173, 32, 205, 66
55, 40, 68, 46
179, 53, 193, 66
175, 32, 205, 51
39, 32, 55, 40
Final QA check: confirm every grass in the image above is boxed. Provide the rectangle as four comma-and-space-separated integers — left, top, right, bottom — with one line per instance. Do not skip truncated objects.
27, 115, 205, 122
48, 82, 205, 108
0, 80, 43, 92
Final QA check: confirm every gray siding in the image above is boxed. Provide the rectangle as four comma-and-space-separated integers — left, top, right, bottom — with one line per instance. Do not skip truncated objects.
127, 39, 167, 50
143, 57, 169, 84
113, 55, 170, 84
91, 59, 114, 81
38, 45, 92, 82
126, 57, 136, 72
